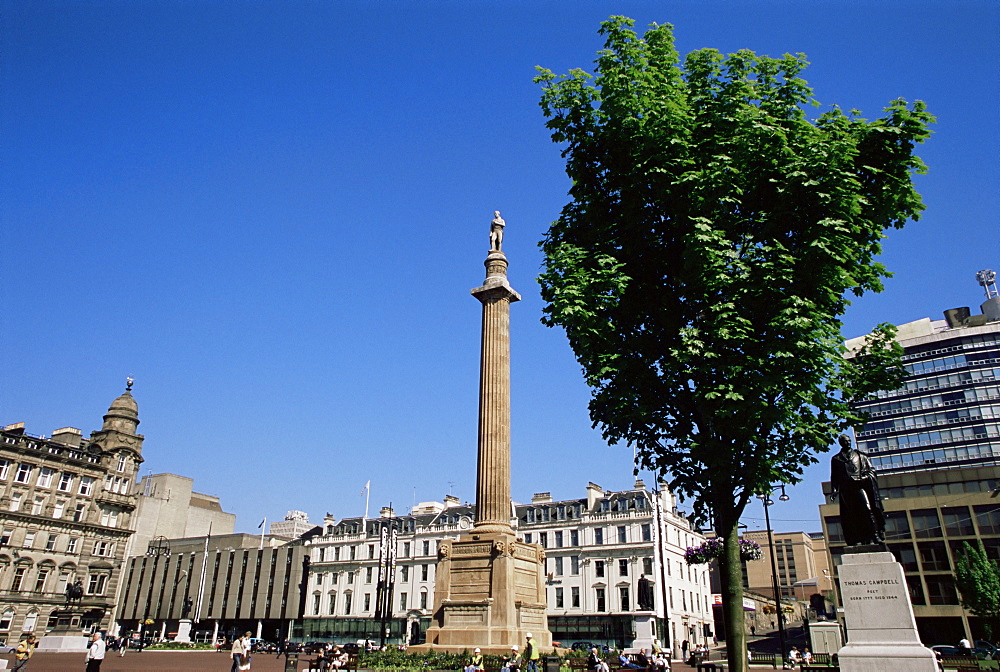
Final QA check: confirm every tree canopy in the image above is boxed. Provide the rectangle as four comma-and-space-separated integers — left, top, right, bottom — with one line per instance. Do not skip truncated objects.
956, 542, 1000, 639
535, 17, 932, 670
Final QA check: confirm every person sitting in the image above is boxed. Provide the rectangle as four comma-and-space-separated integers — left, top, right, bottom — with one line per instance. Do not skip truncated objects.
503, 645, 520, 671
618, 652, 642, 670
587, 647, 601, 671
465, 648, 485, 672
634, 648, 650, 669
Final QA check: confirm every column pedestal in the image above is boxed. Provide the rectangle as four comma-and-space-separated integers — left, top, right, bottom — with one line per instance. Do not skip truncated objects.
35, 609, 89, 653
174, 619, 193, 643
836, 552, 936, 672
631, 612, 657, 652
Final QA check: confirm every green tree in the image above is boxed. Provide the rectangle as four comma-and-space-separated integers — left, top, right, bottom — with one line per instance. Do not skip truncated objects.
956, 542, 1000, 639
534, 17, 932, 671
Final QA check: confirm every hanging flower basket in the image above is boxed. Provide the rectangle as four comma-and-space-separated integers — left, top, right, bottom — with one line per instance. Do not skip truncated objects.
684, 538, 763, 565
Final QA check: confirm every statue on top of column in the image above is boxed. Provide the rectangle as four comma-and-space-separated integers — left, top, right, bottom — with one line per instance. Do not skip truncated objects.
490, 211, 506, 251
830, 433, 886, 547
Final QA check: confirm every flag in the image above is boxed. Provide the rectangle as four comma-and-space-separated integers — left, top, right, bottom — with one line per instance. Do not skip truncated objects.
258, 518, 266, 529
361, 480, 370, 496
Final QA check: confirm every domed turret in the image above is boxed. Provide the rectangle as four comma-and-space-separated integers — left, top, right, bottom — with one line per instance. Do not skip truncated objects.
102, 377, 140, 434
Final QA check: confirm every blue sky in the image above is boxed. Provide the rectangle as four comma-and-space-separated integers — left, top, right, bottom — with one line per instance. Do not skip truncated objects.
3, 1, 997, 536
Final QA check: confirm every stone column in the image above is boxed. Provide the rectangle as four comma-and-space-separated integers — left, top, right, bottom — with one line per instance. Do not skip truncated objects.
471, 251, 520, 533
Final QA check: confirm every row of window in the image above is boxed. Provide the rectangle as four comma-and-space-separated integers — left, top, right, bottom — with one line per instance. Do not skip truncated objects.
314, 563, 432, 588
3, 492, 122, 528
525, 524, 653, 548
316, 539, 437, 563
0, 528, 115, 556
524, 496, 648, 523
860, 404, 1000, 436
860, 385, 1000, 418
863, 425, 999, 452
826, 504, 1000, 544
0, 564, 109, 597
0, 461, 98, 495
901, 334, 1000, 362
868, 441, 1000, 470
311, 588, 430, 617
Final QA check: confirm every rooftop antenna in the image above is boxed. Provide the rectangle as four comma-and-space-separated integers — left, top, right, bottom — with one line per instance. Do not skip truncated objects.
977, 269, 998, 299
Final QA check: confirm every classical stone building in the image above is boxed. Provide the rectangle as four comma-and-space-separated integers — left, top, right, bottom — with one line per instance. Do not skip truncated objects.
270, 511, 317, 540
741, 530, 833, 603
301, 480, 714, 655
0, 383, 143, 638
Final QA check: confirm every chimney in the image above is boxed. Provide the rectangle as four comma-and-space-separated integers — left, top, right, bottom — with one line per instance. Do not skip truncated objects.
3, 422, 25, 435
634, 478, 646, 490
586, 482, 604, 510
443, 495, 460, 508
531, 492, 552, 504
52, 427, 82, 448
380, 506, 395, 518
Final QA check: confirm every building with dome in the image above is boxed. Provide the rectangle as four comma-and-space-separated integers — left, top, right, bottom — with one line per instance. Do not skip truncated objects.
0, 382, 143, 638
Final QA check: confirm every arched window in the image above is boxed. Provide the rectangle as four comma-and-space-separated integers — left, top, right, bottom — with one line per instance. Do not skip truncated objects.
0, 609, 13, 631
22, 610, 37, 632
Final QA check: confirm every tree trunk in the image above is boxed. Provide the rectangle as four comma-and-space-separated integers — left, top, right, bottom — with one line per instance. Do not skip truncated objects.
719, 519, 747, 672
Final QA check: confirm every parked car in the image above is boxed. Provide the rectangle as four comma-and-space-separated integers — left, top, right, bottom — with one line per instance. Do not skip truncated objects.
341, 642, 361, 654
931, 645, 992, 660
571, 642, 596, 651
977, 641, 998, 658
0, 640, 17, 654
302, 641, 329, 654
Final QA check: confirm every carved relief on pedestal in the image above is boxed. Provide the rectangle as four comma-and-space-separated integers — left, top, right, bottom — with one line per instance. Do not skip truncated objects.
438, 541, 452, 559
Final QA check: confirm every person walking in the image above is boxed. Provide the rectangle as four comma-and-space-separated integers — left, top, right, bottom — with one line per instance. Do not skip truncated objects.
231, 631, 252, 672
117, 635, 128, 657
85, 632, 106, 672
12, 635, 36, 672
523, 633, 540, 672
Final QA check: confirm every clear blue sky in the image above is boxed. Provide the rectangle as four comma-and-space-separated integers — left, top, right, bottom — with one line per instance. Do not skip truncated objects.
3, 1, 997, 536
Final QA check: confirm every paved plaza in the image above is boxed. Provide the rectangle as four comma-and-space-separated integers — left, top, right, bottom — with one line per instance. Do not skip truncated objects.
2, 650, 710, 672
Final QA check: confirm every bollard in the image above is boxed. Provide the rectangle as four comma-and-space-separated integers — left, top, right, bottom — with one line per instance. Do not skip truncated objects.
284, 651, 299, 672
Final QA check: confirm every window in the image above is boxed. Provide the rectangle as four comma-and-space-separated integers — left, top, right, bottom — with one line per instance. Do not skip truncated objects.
643, 557, 653, 575
524, 533, 532, 544
331, 572, 339, 584
8, 493, 21, 512
555, 531, 563, 548
67, 537, 79, 554
368, 544, 375, 559
619, 559, 629, 576
53, 501, 65, 519
917, 541, 950, 571
36, 468, 54, 488
401, 566, 409, 581
910, 509, 942, 538
334, 547, 341, 561
11, 567, 27, 591
596, 588, 606, 612
669, 587, 674, 608
58, 473, 73, 492
22, 532, 35, 549
555, 587, 564, 608
73, 504, 86, 522
974, 505, 1000, 535
329, 593, 337, 615
571, 556, 580, 575
366, 567, 373, 583
100, 508, 119, 527
0, 460, 9, 480
618, 526, 627, 543
45, 534, 57, 551
595, 561, 604, 578
31, 496, 44, 515
318, 548, 326, 562
350, 546, 356, 560
346, 572, 355, 584
21, 610, 37, 633
78, 477, 95, 496
595, 529, 604, 545
344, 593, 353, 614
620, 586, 630, 611
1, 529, 12, 545
539, 532, 548, 548
925, 575, 959, 605
94, 541, 114, 557
887, 543, 919, 572
14, 464, 32, 483
942, 507, 975, 536
554, 557, 563, 576
313, 594, 322, 615
570, 530, 579, 546
364, 593, 371, 611
641, 524, 651, 542
399, 592, 408, 610
419, 591, 428, 609
403, 542, 411, 557
421, 564, 429, 581
571, 586, 580, 607
117, 455, 127, 472
0, 609, 12, 631
423, 541, 430, 555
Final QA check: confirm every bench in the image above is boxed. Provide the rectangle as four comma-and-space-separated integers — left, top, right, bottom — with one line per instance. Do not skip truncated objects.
800, 666, 838, 672
938, 658, 980, 672
748, 651, 778, 668
567, 659, 590, 672
306, 653, 359, 672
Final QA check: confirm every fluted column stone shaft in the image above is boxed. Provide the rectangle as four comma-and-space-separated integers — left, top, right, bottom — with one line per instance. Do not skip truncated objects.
471, 251, 520, 532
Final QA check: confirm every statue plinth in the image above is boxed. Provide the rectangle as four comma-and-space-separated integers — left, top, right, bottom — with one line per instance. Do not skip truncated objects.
174, 619, 193, 643
35, 608, 89, 653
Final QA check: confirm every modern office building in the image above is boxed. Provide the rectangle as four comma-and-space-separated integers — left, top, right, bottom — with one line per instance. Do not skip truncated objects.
300, 480, 714, 656
270, 511, 317, 540
824, 274, 1000, 643
0, 383, 143, 637
115, 533, 310, 643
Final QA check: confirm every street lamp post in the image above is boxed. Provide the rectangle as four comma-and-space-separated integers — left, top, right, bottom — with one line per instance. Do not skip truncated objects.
758, 486, 789, 668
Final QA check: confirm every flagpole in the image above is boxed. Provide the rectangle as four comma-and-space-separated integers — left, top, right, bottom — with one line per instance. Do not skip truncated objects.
260, 516, 266, 551
194, 522, 212, 623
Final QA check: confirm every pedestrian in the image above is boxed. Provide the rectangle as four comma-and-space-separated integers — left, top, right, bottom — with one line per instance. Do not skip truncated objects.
750, 626, 756, 637
231, 631, 252, 672
85, 632, 106, 672
681, 640, 688, 660
523, 633, 540, 672
12, 634, 36, 672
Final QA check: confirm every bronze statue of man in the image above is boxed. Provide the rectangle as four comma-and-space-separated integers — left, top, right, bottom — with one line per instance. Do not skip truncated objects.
830, 433, 886, 546
637, 574, 655, 611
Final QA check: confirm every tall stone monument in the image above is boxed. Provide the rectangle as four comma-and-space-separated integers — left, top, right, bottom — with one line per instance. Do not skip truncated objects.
831, 434, 936, 672
424, 212, 551, 651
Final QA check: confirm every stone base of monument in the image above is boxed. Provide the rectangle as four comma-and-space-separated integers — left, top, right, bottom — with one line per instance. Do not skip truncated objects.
419, 531, 551, 652
173, 618, 193, 643
629, 612, 657, 653
836, 552, 937, 672
35, 608, 89, 653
